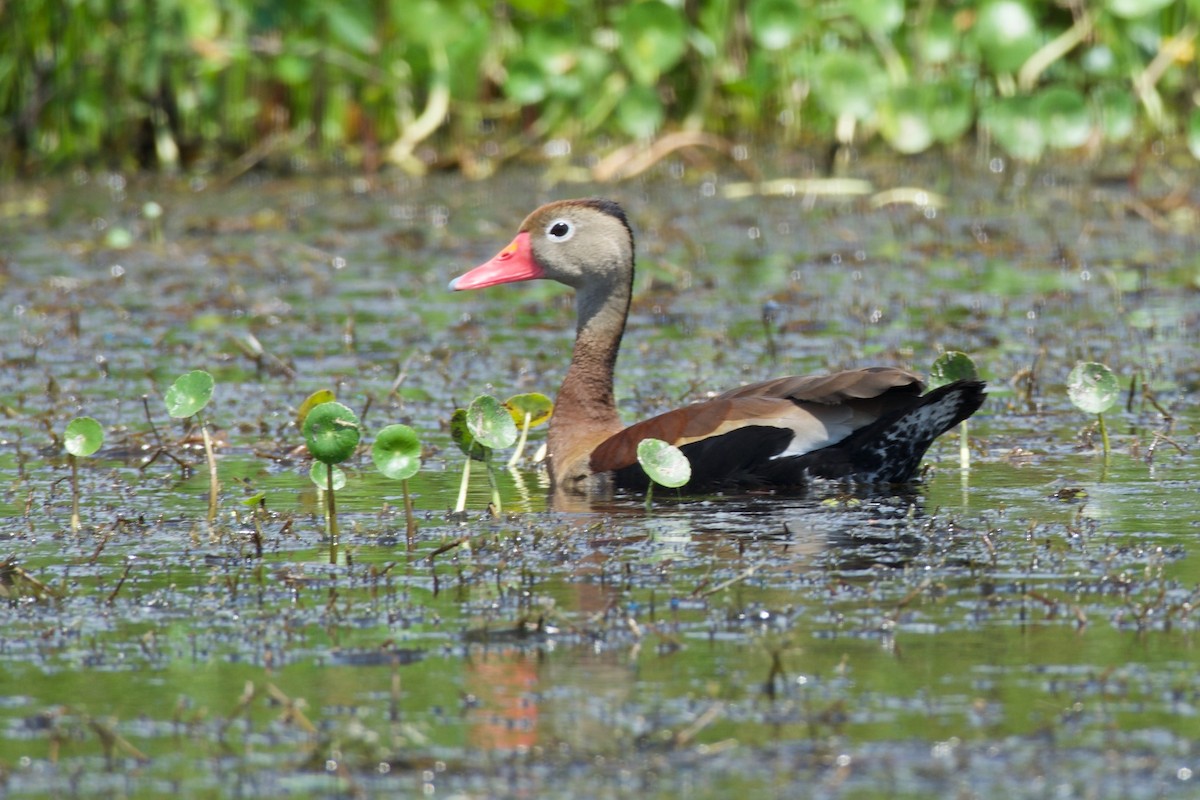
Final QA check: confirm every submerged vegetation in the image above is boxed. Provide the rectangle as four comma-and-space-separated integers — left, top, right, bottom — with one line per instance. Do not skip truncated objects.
2, 0, 1199, 174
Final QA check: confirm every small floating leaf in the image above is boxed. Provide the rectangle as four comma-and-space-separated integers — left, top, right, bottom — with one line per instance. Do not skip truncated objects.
504, 393, 553, 428
309, 462, 346, 491
64, 417, 104, 457
303, 402, 361, 465
466, 394, 518, 450
372, 424, 422, 481
164, 370, 215, 418
1067, 362, 1119, 415
296, 389, 337, 429
929, 352, 979, 389
637, 438, 692, 489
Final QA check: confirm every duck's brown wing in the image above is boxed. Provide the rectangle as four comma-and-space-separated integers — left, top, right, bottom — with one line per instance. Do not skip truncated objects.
588, 367, 926, 475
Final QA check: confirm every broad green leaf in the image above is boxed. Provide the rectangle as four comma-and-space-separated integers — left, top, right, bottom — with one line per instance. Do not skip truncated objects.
392, 0, 466, 48
303, 402, 361, 465
1067, 362, 1120, 415
322, 5, 377, 53
273, 55, 311, 86
372, 424, 422, 481
64, 417, 104, 458
504, 58, 548, 105
450, 409, 487, 461
466, 394, 518, 450
165, 370, 215, 419
504, 393, 554, 428
296, 389, 337, 429
1105, 0, 1174, 18
616, 1, 688, 85
848, 0, 905, 34
1036, 86, 1092, 149
913, 11, 959, 64
929, 81, 975, 144
309, 462, 347, 491
974, 0, 1040, 74
615, 84, 664, 139
1094, 84, 1136, 143
879, 88, 935, 154
507, 0, 570, 15
929, 352, 980, 389
748, 0, 810, 50
637, 438, 691, 489
981, 96, 1045, 161
812, 51, 882, 120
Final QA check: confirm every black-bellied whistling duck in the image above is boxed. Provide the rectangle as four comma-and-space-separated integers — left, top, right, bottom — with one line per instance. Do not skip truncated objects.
451, 198, 985, 495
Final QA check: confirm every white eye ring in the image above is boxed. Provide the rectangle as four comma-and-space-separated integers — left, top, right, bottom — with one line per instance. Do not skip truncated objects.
545, 219, 574, 242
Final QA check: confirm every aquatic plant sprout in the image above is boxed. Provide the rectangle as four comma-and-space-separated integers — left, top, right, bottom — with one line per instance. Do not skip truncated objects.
164, 370, 219, 522
64, 416, 104, 459
1068, 361, 1120, 461
372, 424, 422, 541
465, 395, 518, 515
303, 401, 362, 556
64, 416, 104, 533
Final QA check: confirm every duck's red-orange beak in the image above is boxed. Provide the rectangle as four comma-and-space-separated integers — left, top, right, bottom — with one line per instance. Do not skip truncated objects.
450, 232, 544, 291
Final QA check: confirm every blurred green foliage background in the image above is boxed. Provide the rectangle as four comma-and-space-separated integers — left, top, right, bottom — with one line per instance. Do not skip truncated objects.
2, 0, 1198, 175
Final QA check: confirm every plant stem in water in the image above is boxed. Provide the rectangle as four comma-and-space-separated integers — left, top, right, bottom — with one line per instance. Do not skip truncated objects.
403, 479, 416, 545
201, 419, 218, 522
1098, 412, 1110, 462
485, 453, 502, 515
326, 463, 338, 563
507, 413, 532, 468
959, 420, 970, 471
70, 454, 80, 533
455, 457, 471, 514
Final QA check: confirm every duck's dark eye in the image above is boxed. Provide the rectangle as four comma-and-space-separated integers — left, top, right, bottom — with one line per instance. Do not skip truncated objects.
546, 219, 574, 242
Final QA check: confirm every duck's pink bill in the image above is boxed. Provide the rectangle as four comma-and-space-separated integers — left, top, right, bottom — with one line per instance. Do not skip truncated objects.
450, 232, 544, 290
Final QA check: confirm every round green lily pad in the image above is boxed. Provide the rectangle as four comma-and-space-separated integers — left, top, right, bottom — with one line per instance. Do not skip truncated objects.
64, 417, 104, 457
303, 401, 362, 465
929, 352, 980, 389
504, 393, 553, 428
1067, 362, 1119, 415
372, 424, 422, 481
637, 438, 692, 489
466, 394, 518, 450
164, 370, 215, 419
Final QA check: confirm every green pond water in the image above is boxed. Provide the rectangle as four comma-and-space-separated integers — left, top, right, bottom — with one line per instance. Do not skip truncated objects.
1, 153, 1198, 798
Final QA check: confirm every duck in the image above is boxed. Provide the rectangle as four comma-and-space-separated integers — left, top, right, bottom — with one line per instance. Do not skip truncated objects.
451, 198, 985, 495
